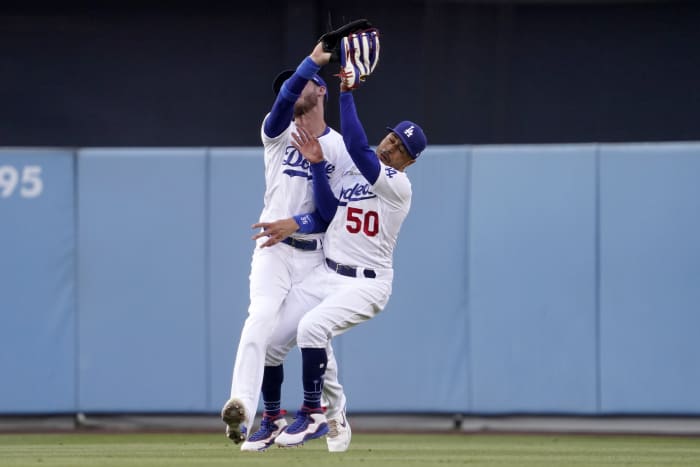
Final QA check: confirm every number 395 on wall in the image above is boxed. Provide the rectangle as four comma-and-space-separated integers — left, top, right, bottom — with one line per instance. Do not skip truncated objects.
0, 165, 43, 198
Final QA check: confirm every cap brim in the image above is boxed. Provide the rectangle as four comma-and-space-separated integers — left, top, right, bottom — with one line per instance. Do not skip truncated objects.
272, 70, 295, 95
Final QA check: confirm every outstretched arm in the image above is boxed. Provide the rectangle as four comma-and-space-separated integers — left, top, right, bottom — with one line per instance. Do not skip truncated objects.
339, 91, 380, 184
251, 210, 328, 248
264, 43, 332, 138
263, 57, 321, 138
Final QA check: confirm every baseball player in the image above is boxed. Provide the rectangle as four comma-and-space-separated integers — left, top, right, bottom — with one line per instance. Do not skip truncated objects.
220, 44, 353, 452
252, 41, 427, 448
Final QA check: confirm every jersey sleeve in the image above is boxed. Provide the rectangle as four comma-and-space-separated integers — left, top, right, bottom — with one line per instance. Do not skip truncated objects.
372, 163, 412, 209
309, 161, 339, 223
339, 91, 381, 184
263, 57, 321, 139
293, 209, 329, 234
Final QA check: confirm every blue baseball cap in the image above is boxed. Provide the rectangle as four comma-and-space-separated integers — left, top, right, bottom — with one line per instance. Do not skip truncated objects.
272, 69, 327, 98
386, 121, 427, 159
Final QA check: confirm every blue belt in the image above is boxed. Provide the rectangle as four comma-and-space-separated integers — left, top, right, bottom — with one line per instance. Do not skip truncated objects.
282, 237, 318, 251
326, 258, 377, 279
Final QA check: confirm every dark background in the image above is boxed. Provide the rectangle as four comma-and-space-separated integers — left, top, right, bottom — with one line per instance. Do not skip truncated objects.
1, 0, 698, 146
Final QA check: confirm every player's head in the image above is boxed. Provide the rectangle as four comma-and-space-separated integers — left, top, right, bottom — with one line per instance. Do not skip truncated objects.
377, 121, 427, 171
272, 69, 327, 117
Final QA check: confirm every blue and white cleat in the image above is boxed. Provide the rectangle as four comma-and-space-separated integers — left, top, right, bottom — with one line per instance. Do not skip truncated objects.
221, 398, 248, 444
326, 407, 351, 452
240, 411, 288, 452
274, 406, 329, 447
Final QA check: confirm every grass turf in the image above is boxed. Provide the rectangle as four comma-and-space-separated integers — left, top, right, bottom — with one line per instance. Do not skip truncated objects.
0, 432, 699, 467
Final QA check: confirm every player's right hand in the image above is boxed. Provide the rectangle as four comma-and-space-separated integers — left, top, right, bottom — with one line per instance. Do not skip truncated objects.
252, 218, 300, 248
291, 126, 324, 164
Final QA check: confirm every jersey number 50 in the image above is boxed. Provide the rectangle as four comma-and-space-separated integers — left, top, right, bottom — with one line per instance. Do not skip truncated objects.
346, 207, 379, 237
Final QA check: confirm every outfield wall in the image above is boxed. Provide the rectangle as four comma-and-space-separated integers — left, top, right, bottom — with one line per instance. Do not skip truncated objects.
1, 143, 699, 415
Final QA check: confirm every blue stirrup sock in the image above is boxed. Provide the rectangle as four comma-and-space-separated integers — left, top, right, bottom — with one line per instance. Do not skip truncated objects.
301, 347, 328, 410
261, 364, 283, 417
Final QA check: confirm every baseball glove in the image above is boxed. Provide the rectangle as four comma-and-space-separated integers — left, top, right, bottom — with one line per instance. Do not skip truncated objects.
337, 28, 380, 90
318, 18, 374, 63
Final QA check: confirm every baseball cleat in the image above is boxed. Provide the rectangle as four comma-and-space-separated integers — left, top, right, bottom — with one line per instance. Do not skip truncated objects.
240, 411, 288, 452
221, 398, 248, 444
274, 406, 328, 447
326, 407, 351, 452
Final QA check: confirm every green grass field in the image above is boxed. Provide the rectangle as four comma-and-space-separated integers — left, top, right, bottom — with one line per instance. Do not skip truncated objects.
1, 432, 699, 467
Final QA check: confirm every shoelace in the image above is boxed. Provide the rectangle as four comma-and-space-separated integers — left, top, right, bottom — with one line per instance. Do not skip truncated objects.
247, 417, 276, 441
247, 411, 286, 441
327, 419, 339, 437
287, 409, 316, 433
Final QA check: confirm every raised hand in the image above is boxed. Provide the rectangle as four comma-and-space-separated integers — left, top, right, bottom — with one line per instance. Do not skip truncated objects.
291, 125, 325, 164
310, 41, 332, 66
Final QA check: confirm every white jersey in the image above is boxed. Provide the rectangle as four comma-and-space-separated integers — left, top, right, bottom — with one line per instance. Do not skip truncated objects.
259, 116, 351, 241
324, 163, 412, 270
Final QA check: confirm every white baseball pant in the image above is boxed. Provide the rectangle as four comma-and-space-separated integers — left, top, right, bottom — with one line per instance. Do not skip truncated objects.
228, 241, 344, 428
266, 260, 393, 416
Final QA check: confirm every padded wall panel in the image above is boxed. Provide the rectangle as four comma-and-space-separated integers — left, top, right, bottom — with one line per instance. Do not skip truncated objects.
599, 143, 700, 413
0, 149, 76, 412
469, 145, 598, 413
206, 148, 286, 412
77, 149, 207, 412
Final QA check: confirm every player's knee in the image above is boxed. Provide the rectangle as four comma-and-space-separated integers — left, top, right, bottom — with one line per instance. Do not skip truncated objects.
265, 344, 289, 366
297, 315, 330, 347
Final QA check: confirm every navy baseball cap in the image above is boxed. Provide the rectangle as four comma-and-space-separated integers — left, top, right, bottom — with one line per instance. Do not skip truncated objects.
386, 121, 427, 159
272, 69, 327, 97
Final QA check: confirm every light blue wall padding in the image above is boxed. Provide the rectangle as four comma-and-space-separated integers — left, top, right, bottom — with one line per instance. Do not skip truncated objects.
206, 148, 277, 412
599, 143, 700, 414
468, 145, 599, 413
341, 146, 473, 412
0, 149, 76, 413
77, 149, 208, 412
2, 143, 700, 415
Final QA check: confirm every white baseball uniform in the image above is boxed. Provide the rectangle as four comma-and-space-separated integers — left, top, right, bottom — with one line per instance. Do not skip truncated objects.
265, 160, 412, 404
228, 116, 352, 429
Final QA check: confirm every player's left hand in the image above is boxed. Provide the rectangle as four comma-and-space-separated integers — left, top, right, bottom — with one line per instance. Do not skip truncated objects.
252, 218, 300, 248
291, 126, 324, 164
